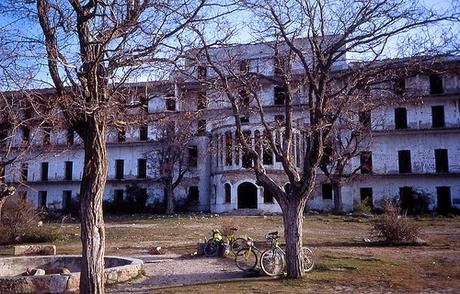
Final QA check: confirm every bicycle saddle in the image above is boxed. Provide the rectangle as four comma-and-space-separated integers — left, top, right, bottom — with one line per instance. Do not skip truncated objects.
268, 231, 278, 236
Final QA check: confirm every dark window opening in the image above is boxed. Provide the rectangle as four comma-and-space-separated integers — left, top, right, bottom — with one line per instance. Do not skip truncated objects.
197, 92, 206, 110
394, 78, 406, 96
240, 116, 249, 124
188, 145, 198, 167
197, 120, 206, 135
429, 74, 443, 95
62, 190, 72, 211
242, 131, 252, 168
118, 128, 126, 143
21, 163, 28, 182
435, 149, 448, 173
437, 186, 452, 214
398, 150, 412, 173
275, 115, 285, 125
237, 182, 257, 209
115, 159, 124, 179
322, 184, 333, 200
225, 132, 232, 166
359, 111, 371, 130
399, 186, 413, 212
41, 162, 49, 181
240, 59, 249, 74
38, 191, 47, 208
64, 161, 73, 181
67, 128, 75, 145
43, 125, 51, 145
234, 131, 240, 166
140, 96, 148, 113
394, 107, 407, 129
239, 90, 250, 106
360, 151, 373, 174
321, 141, 333, 166
264, 188, 274, 203
275, 132, 282, 162
197, 66, 207, 79
432, 105, 445, 128
274, 86, 287, 105
166, 98, 176, 111
139, 125, 148, 141
224, 183, 231, 203
22, 127, 30, 143
188, 186, 199, 202
0, 127, 8, 146
137, 158, 147, 178
360, 187, 373, 208
114, 189, 124, 203
263, 131, 273, 165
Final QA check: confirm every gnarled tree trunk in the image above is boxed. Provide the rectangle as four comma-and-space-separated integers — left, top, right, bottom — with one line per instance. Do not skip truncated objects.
332, 180, 343, 213
164, 181, 175, 215
78, 119, 107, 294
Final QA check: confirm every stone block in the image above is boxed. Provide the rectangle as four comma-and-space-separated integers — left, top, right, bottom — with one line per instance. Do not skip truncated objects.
13, 245, 56, 256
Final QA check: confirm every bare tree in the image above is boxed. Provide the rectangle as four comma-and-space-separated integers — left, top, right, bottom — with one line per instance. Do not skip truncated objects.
1, 0, 208, 292
190, 0, 454, 278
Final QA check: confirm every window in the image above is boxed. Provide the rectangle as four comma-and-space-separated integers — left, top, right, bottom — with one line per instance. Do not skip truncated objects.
275, 115, 285, 124
21, 163, 28, 182
67, 128, 75, 145
322, 184, 333, 200
197, 120, 206, 135
321, 140, 333, 166
360, 151, 373, 174
240, 116, 249, 124
264, 188, 274, 203
239, 90, 250, 106
137, 158, 147, 178
64, 161, 73, 181
240, 59, 249, 74
62, 190, 72, 210
22, 127, 30, 143
435, 149, 448, 173
394, 78, 406, 96
263, 130, 273, 165
115, 159, 124, 179
224, 183, 231, 203
437, 186, 452, 214
275, 131, 282, 162
114, 189, 124, 203
242, 131, 252, 168
38, 191, 47, 208
234, 131, 240, 166
359, 111, 371, 129
360, 187, 373, 206
0, 127, 8, 146
139, 125, 148, 141
399, 186, 413, 212
431, 105, 445, 128
274, 86, 287, 105
188, 145, 198, 167
197, 92, 206, 110
140, 96, 149, 113
429, 74, 443, 95
117, 128, 126, 143
41, 162, 49, 181
43, 125, 51, 145
188, 186, 199, 202
165, 98, 176, 111
398, 150, 412, 173
225, 132, 232, 166
394, 108, 407, 129
197, 66, 207, 79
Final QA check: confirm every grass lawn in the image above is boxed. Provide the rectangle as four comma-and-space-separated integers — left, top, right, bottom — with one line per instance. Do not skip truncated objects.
1, 214, 459, 292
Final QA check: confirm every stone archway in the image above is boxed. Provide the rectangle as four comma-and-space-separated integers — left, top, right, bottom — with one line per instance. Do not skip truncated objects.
237, 182, 258, 209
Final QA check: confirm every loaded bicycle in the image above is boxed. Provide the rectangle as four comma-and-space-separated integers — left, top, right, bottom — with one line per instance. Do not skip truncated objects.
204, 227, 247, 257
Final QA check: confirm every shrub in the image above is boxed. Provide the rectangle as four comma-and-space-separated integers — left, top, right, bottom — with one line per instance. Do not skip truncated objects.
371, 200, 421, 244
355, 197, 373, 214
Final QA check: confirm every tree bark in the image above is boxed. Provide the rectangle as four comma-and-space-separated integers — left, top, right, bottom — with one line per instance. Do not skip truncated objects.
282, 197, 308, 278
332, 180, 343, 214
78, 119, 107, 294
165, 181, 175, 215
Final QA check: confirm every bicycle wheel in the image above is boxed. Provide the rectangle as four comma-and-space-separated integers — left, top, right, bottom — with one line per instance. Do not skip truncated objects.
231, 238, 247, 254
260, 248, 285, 276
235, 248, 258, 271
204, 239, 219, 257
302, 247, 315, 272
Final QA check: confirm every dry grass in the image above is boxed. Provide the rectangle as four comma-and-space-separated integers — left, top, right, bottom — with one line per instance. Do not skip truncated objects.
1, 214, 459, 292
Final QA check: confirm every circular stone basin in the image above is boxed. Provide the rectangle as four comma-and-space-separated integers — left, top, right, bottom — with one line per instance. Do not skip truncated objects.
0, 255, 143, 293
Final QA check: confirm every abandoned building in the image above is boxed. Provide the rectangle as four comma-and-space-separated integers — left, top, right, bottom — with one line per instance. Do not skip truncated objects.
1, 41, 459, 214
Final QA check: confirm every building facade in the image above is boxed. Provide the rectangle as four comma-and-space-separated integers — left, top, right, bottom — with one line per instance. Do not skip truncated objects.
2, 42, 460, 214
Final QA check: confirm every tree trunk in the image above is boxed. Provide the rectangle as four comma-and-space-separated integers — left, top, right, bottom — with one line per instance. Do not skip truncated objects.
165, 182, 174, 215
79, 120, 107, 294
332, 181, 343, 213
282, 197, 308, 278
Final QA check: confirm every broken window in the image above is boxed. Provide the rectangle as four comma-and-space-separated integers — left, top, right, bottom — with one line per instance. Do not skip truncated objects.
41, 162, 49, 181
242, 131, 253, 168
262, 130, 273, 165
22, 127, 30, 144
322, 184, 333, 200
137, 158, 147, 178
398, 150, 411, 173
64, 161, 73, 181
188, 145, 198, 167
436, 186, 452, 214
431, 105, 445, 128
394, 107, 407, 129
225, 132, 232, 166
359, 111, 371, 130
115, 159, 124, 179
139, 125, 148, 141
165, 97, 176, 111
224, 183, 231, 203
274, 86, 287, 105
239, 90, 250, 107
360, 151, 373, 174
429, 74, 443, 95
117, 128, 126, 143
21, 163, 28, 182
394, 78, 406, 96
360, 187, 373, 208
435, 149, 448, 173
399, 186, 413, 212
62, 190, 72, 211
197, 92, 206, 110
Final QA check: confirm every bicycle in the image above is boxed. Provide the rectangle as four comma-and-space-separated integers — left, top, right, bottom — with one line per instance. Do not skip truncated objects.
204, 228, 247, 257
260, 231, 315, 276
234, 237, 262, 271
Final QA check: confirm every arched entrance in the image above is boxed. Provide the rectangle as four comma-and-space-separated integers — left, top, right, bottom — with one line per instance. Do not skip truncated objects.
237, 182, 258, 209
